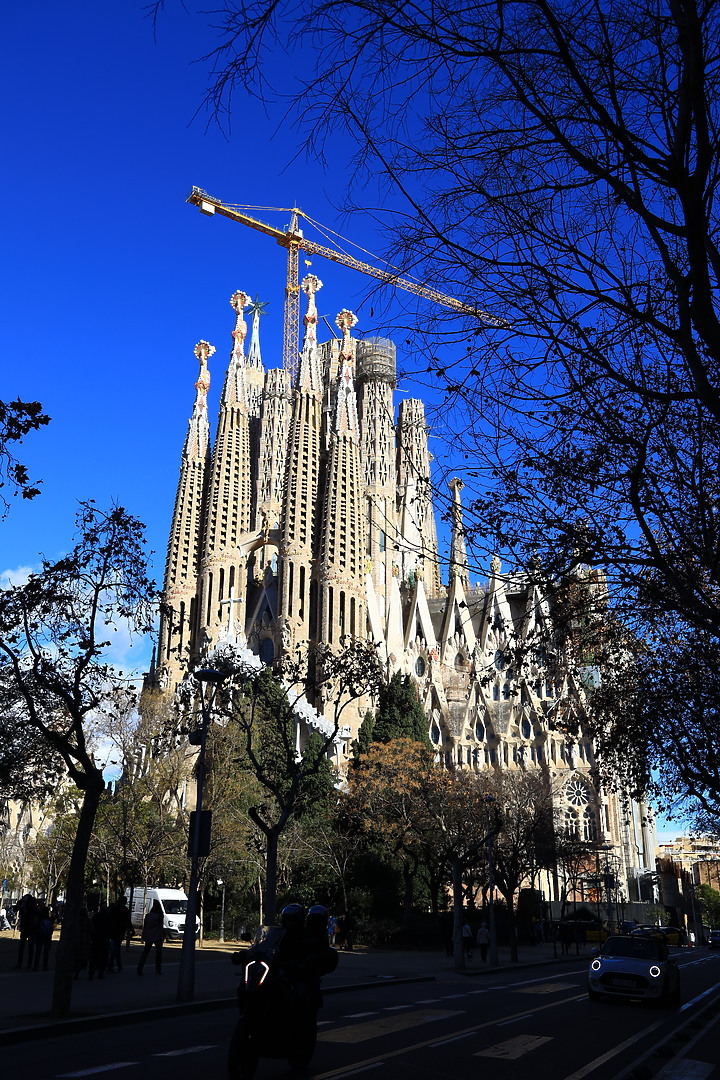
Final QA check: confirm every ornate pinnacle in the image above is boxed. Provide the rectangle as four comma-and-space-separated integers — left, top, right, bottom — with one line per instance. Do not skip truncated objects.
302, 275, 323, 328
336, 308, 358, 344
336, 309, 358, 373
193, 340, 214, 410
194, 339, 213, 406
230, 290, 252, 347
333, 310, 360, 439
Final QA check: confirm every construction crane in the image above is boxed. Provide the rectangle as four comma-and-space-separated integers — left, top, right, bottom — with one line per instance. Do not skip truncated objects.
187, 186, 508, 378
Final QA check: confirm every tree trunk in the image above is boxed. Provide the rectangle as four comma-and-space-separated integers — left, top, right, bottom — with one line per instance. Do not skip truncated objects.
265, 829, 279, 924
401, 860, 414, 923
52, 779, 103, 1016
451, 856, 466, 973
506, 890, 519, 963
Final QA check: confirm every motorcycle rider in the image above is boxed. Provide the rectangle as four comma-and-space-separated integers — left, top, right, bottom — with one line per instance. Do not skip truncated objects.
275, 903, 337, 1004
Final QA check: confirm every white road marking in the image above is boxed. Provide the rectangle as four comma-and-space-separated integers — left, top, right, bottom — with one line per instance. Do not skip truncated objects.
561, 1017, 668, 1080
384, 1005, 411, 1011
153, 1045, 216, 1056
429, 1031, 477, 1047
346, 1012, 378, 1018
517, 982, 576, 995
476, 1034, 552, 1060
327, 1066, 384, 1078
58, 1066, 139, 1078
497, 1013, 532, 1025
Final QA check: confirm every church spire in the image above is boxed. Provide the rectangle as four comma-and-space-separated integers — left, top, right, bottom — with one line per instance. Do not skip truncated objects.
155, 340, 214, 691
449, 477, 470, 592
315, 309, 366, 658
246, 294, 266, 371
277, 276, 325, 652
296, 274, 323, 391
333, 309, 360, 440
199, 296, 254, 648
227, 290, 252, 412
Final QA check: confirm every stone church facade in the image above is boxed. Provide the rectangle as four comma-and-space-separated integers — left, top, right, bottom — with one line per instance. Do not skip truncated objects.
146, 275, 656, 914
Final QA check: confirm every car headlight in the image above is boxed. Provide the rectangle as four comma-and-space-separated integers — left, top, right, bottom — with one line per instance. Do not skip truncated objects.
591, 959, 602, 971
649, 965, 661, 978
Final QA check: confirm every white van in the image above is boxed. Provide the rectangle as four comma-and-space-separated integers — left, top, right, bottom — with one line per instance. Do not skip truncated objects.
125, 887, 199, 941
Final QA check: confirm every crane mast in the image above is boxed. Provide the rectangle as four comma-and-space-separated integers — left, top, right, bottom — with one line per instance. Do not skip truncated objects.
187, 186, 507, 378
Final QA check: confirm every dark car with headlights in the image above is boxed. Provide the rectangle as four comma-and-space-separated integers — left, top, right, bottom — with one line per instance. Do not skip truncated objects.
588, 935, 680, 1007
708, 929, 720, 949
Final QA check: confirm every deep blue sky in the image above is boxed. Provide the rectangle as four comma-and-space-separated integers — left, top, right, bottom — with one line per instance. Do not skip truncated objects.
1, 2, 445, 669
1, 3, 684, 840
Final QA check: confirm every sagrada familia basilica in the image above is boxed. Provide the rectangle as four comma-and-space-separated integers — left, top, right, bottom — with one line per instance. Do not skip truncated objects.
145, 273, 657, 913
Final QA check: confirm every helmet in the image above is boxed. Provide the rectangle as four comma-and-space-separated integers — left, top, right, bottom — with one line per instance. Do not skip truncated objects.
306, 904, 329, 939
281, 903, 305, 930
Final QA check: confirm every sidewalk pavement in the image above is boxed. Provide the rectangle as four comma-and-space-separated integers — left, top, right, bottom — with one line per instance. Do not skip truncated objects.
0, 929, 589, 1044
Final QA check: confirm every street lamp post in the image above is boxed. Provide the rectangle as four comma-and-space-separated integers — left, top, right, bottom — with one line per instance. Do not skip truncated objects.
176, 668, 225, 1002
218, 878, 226, 944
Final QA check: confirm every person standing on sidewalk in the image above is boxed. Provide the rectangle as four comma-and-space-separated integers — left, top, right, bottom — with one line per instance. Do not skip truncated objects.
476, 922, 490, 962
89, 904, 111, 980
137, 900, 164, 975
107, 896, 132, 973
32, 904, 54, 971
14, 894, 38, 970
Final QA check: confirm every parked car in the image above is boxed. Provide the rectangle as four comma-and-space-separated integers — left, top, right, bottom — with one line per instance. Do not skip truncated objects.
588, 935, 681, 1007
707, 930, 720, 949
632, 925, 686, 946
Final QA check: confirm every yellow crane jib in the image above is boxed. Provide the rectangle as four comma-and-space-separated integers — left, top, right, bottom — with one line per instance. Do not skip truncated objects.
186, 187, 509, 376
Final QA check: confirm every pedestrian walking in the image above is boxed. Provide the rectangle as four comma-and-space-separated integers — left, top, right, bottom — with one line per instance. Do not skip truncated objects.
343, 912, 355, 951
137, 899, 164, 975
89, 904, 111, 979
107, 896, 133, 972
558, 921, 572, 956
14, 893, 38, 969
476, 921, 490, 962
32, 904, 54, 971
74, 908, 93, 978
462, 920, 474, 959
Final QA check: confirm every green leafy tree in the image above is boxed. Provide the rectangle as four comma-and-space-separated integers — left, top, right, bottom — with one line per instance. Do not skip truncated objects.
204, 640, 383, 923
355, 672, 431, 754
696, 884, 720, 928
485, 771, 556, 962
0, 503, 156, 1015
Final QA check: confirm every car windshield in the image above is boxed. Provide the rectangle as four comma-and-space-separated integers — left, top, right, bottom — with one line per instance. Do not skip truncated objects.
602, 937, 666, 960
162, 900, 187, 915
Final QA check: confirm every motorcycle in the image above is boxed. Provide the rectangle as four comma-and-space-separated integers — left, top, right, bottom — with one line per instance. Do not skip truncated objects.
228, 921, 337, 1079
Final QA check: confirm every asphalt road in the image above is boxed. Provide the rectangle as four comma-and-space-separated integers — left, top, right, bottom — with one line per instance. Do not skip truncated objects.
4, 950, 719, 1080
